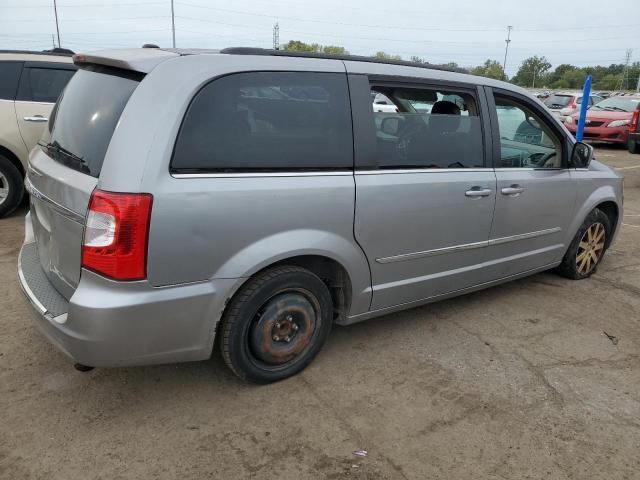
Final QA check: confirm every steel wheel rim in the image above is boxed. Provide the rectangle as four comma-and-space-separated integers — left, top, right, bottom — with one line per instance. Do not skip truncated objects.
0, 171, 8, 206
247, 288, 320, 369
576, 222, 606, 275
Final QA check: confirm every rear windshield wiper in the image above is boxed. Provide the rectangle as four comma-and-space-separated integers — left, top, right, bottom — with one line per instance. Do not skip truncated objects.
38, 141, 90, 173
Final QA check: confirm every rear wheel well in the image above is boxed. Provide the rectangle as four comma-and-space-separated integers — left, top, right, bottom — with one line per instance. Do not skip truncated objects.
271, 255, 352, 323
0, 145, 25, 178
595, 201, 619, 248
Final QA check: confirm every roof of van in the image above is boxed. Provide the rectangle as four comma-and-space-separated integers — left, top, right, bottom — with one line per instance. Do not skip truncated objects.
72, 46, 466, 74
71, 46, 534, 99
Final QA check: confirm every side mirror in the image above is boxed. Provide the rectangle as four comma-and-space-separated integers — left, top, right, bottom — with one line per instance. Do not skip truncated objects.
571, 141, 594, 168
381, 117, 400, 135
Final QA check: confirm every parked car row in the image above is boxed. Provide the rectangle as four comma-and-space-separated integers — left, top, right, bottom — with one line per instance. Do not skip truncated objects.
558, 94, 640, 152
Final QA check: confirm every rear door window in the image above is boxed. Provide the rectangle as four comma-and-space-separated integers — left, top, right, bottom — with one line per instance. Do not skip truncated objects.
42, 68, 140, 177
17, 66, 75, 103
0, 61, 23, 100
544, 95, 572, 108
171, 71, 353, 172
368, 84, 484, 169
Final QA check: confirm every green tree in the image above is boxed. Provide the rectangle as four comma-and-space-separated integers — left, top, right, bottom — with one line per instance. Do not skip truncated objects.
282, 40, 349, 55
547, 63, 578, 87
511, 55, 552, 88
470, 59, 505, 80
410, 55, 427, 64
375, 51, 402, 60
283, 40, 320, 52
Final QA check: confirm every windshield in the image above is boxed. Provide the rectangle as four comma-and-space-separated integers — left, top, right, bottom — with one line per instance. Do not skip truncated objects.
591, 97, 640, 113
42, 68, 140, 178
544, 95, 572, 108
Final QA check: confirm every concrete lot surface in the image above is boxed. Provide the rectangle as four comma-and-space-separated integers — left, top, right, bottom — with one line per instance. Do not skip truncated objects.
1, 146, 639, 479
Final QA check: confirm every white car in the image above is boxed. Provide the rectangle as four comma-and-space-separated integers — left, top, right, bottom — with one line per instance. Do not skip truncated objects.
544, 92, 603, 123
0, 49, 76, 217
372, 92, 398, 112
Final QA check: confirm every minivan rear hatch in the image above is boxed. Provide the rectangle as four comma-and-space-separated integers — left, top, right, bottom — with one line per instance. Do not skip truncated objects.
27, 66, 140, 299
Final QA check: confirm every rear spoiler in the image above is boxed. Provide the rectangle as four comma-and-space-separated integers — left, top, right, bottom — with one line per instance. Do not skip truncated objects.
73, 48, 180, 74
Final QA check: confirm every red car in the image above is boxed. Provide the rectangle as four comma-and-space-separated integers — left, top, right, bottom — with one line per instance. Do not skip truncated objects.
565, 95, 640, 145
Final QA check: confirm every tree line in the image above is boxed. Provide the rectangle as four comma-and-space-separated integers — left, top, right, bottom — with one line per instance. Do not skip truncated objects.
282, 40, 639, 90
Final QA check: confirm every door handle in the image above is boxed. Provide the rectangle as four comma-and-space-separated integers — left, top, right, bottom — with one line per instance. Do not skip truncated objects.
465, 188, 493, 198
501, 185, 524, 196
23, 115, 48, 123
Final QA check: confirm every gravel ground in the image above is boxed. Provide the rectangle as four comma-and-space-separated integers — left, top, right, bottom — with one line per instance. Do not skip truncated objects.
1, 145, 639, 480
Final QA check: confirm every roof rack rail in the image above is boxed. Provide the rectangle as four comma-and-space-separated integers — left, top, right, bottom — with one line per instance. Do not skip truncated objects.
0, 48, 74, 57
219, 47, 467, 74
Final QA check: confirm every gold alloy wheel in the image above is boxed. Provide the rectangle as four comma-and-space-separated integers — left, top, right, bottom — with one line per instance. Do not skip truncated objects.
576, 222, 606, 275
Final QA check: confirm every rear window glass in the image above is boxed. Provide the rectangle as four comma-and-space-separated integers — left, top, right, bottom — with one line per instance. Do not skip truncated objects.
171, 71, 353, 172
43, 69, 139, 177
591, 96, 640, 113
544, 95, 572, 107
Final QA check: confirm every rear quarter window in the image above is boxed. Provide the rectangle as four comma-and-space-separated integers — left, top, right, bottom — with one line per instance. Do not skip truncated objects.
0, 61, 23, 100
171, 71, 353, 172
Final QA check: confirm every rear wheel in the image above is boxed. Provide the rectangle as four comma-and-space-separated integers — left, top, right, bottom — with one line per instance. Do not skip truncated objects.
556, 208, 611, 280
628, 137, 640, 154
0, 155, 25, 219
219, 265, 333, 383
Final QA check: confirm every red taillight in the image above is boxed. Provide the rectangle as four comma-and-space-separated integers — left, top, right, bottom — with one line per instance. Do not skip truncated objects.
82, 190, 153, 281
631, 109, 640, 131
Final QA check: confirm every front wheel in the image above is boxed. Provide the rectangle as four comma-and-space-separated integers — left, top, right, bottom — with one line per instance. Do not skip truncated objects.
628, 137, 640, 154
556, 208, 611, 280
219, 265, 333, 383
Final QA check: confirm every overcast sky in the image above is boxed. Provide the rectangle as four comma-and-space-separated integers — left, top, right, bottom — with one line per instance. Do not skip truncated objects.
1, 0, 638, 76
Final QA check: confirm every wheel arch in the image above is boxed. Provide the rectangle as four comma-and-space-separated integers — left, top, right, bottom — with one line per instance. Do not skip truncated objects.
0, 144, 26, 178
594, 200, 619, 248
567, 185, 621, 250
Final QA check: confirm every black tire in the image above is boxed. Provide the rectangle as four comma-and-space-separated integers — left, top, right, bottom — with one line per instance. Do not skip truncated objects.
0, 154, 25, 219
556, 208, 611, 280
219, 265, 333, 384
628, 137, 640, 154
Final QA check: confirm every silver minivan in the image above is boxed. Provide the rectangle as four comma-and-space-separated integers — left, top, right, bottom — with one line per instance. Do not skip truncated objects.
18, 48, 623, 383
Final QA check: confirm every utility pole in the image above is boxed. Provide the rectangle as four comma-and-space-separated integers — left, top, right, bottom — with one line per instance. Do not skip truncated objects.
52, 0, 61, 48
273, 22, 280, 50
51, 34, 55, 49
502, 25, 512, 80
617, 49, 632, 90
171, 0, 176, 48
532, 66, 536, 89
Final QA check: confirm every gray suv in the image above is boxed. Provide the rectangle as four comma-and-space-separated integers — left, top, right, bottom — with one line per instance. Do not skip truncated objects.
18, 48, 623, 383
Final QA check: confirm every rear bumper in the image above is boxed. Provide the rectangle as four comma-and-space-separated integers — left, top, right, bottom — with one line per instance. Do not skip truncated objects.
18, 230, 237, 367
566, 124, 628, 144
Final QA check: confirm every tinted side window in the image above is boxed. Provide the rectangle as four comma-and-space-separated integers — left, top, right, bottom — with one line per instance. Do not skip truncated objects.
369, 85, 484, 169
171, 72, 353, 172
0, 61, 23, 101
20, 67, 75, 103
